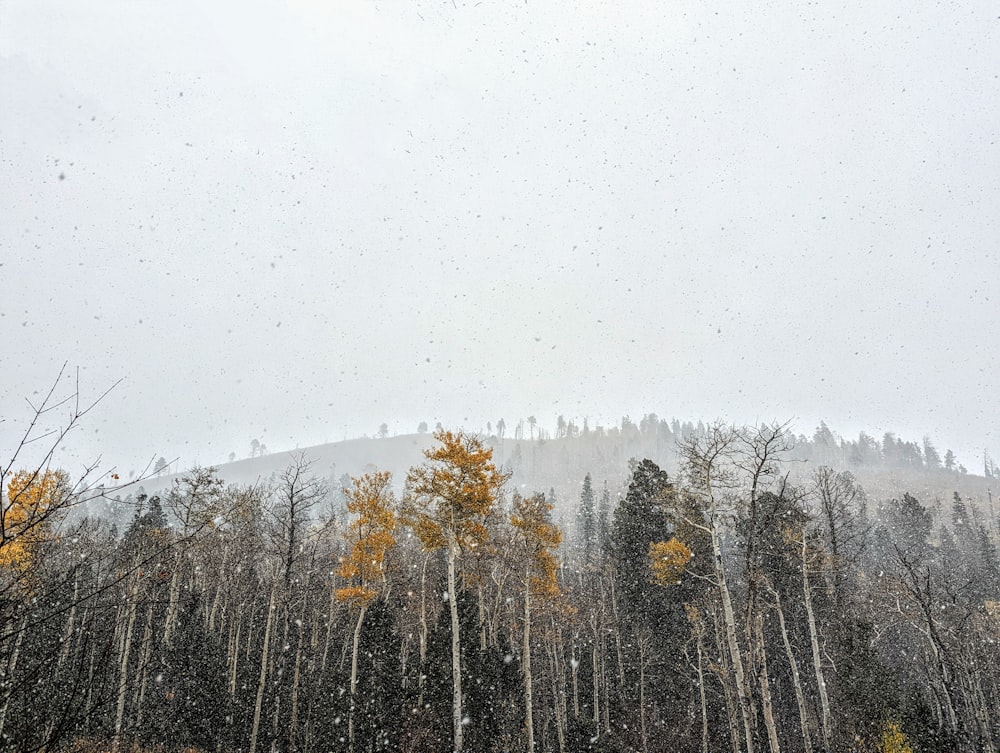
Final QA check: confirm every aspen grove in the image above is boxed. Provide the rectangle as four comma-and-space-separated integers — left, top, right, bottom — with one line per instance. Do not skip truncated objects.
2, 424, 999, 753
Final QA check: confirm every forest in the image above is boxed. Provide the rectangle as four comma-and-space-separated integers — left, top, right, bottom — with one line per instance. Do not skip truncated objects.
2, 399, 999, 753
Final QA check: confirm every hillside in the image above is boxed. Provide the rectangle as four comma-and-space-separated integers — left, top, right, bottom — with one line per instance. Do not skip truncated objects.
129, 425, 1000, 533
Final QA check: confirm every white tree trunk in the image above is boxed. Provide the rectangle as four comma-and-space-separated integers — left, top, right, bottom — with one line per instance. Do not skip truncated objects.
591, 627, 601, 732
754, 612, 780, 753
695, 623, 709, 753
112, 591, 138, 753
711, 523, 755, 753
348, 603, 368, 753
448, 539, 464, 753
523, 568, 534, 753
249, 584, 276, 753
802, 539, 832, 751
133, 604, 155, 731
163, 552, 183, 645
0, 616, 27, 743
773, 590, 812, 753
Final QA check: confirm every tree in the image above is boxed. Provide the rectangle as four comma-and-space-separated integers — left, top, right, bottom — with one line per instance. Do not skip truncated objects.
648, 538, 692, 587
578, 473, 596, 564
402, 430, 509, 753
923, 437, 941, 471
610, 459, 673, 612
335, 471, 398, 753
879, 721, 914, 753
1, 469, 70, 571
162, 466, 225, 644
511, 492, 561, 752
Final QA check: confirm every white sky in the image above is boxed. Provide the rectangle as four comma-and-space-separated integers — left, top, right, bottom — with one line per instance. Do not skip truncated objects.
1, 0, 998, 475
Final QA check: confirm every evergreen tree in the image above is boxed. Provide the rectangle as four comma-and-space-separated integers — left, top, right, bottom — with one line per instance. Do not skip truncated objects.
578, 473, 596, 564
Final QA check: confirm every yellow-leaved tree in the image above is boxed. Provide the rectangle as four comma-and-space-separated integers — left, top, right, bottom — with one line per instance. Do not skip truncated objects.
335, 471, 398, 753
402, 430, 508, 753
648, 537, 693, 587
1, 469, 70, 571
511, 491, 562, 753
879, 720, 913, 753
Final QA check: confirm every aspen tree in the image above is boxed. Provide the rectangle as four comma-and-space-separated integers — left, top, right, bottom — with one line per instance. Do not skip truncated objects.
402, 430, 508, 753
680, 425, 756, 753
511, 492, 561, 753
1, 469, 69, 571
335, 470, 397, 753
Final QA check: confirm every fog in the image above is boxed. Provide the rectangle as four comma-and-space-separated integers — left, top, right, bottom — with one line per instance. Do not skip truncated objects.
2, 0, 998, 473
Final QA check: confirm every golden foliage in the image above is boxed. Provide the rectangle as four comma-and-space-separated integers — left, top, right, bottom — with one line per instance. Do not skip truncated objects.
511, 492, 562, 600
1, 469, 69, 569
649, 537, 693, 586
402, 430, 508, 552
336, 471, 397, 606
335, 585, 377, 603
878, 720, 913, 753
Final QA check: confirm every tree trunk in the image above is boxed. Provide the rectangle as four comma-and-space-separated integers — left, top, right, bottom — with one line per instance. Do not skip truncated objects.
695, 621, 709, 753
230, 604, 243, 699
609, 577, 626, 697
570, 637, 580, 719
548, 637, 567, 753
348, 602, 368, 753
591, 623, 601, 733
209, 546, 227, 633
477, 579, 488, 651
523, 569, 534, 753
288, 568, 312, 753
417, 553, 429, 706
133, 603, 155, 731
711, 523, 755, 753
711, 605, 741, 753
601, 633, 610, 734
249, 584, 276, 753
0, 616, 27, 742
113, 589, 138, 753
289, 615, 306, 752
448, 539, 464, 753
773, 589, 812, 753
638, 631, 649, 753
56, 572, 80, 670
163, 551, 183, 645
802, 538, 832, 751
754, 612, 780, 753
321, 586, 337, 672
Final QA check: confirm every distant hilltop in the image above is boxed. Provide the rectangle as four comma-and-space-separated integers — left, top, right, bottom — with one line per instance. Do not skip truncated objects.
127, 419, 998, 529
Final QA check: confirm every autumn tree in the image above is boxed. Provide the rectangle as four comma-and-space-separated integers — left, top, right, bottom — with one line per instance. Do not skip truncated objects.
1, 469, 70, 573
335, 470, 397, 753
402, 430, 508, 753
511, 491, 561, 752
648, 538, 693, 587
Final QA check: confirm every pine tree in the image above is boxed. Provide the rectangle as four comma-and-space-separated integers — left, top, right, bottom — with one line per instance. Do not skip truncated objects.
578, 474, 596, 565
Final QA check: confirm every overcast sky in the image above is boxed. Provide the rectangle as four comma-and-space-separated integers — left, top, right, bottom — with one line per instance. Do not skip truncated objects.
2, 0, 998, 475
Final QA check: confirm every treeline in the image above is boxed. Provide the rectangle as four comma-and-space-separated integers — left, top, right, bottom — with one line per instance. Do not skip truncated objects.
2, 425, 999, 753
491, 414, 970, 475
